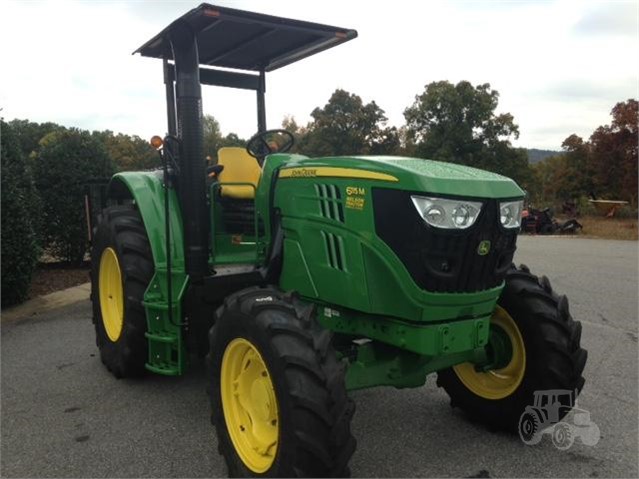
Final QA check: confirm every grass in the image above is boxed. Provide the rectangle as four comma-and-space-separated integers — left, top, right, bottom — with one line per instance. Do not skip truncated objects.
564, 215, 638, 241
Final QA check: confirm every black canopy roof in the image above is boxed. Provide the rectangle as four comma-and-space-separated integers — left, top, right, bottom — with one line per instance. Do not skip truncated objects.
134, 3, 357, 72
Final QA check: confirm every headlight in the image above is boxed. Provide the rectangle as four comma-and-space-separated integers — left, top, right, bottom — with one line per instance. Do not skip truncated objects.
411, 196, 483, 229
499, 200, 524, 228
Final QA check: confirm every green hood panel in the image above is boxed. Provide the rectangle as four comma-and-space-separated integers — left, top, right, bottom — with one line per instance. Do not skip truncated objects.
279, 155, 524, 199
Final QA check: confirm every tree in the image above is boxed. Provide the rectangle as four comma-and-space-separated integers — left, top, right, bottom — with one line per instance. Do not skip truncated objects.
403, 81, 531, 186
558, 134, 594, 200
93, 130, 158, 172
1, 120, 41, 306
531, 99, 638, 208
8, 119, 64, 159
532, 154, 576, 205
588, 99, 638, 204
281, 115, 308, 154
202, 114, 246, 162
203, 114, 223, 158
33, 128, 114, 263
300, 89, 399, 157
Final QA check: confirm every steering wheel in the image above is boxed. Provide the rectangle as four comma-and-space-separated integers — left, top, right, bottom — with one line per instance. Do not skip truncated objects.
246, 129, 294, 161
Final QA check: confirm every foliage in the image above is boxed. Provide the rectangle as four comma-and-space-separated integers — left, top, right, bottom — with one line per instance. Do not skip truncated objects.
8, 119, 64, 159
203, 114, 246, 162
1, 120, 41, 306
33, 128, 114, 263
92, 130, 158, 171
526, 148, 563, 164
533, 100, 638, 207
589, 99, 638, 204
403, 80, 533, 188
297, 89, 399, 157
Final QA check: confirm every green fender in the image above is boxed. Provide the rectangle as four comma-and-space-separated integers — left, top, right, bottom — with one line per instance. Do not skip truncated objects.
108, 171, 189, 375
107, 171, 185, 271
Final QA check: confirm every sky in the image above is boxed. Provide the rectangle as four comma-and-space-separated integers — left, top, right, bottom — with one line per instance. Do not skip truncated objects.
1, 0, 637, 150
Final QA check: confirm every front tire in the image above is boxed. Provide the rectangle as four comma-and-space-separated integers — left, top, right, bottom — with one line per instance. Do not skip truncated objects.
437, 264, 587, 432
207, 287, 356, 477
90, 205, 153, 378
552, 423, 574, 450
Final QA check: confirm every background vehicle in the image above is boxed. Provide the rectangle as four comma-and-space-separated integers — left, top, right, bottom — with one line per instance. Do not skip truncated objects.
521, 206, 583, 234
89, 4, 587, 476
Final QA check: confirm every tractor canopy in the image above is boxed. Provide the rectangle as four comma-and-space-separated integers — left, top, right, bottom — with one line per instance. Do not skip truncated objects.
134, 3, 357, 72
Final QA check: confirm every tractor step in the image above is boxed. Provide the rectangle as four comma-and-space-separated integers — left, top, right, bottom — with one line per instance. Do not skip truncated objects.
143, 269, 189, 376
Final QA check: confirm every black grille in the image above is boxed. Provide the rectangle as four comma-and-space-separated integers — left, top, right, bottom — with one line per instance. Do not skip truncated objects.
372, 188, 518, 293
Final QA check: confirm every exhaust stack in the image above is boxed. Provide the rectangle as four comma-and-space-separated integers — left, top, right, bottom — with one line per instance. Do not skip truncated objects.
169, 23, 209, 281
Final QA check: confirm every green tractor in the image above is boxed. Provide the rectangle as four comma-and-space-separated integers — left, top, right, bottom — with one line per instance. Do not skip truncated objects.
89, 4, 587, 477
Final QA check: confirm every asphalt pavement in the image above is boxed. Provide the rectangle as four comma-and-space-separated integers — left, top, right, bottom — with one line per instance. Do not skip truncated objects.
1, 236, 637, 478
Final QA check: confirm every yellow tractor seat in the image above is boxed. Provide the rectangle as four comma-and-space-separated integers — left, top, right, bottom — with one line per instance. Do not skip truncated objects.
217, 147, 262, 199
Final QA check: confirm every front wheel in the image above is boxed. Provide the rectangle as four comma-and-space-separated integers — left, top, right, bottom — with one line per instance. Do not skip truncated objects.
207, 287, 356, 477
437, 264, 587, 432
552, 422, 575, 450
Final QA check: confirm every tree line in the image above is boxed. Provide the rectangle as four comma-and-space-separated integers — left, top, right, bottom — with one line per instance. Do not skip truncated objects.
1, 80, 636, 306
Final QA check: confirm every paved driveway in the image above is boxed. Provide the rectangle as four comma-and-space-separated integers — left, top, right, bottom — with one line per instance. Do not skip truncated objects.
1, 237, 637, 477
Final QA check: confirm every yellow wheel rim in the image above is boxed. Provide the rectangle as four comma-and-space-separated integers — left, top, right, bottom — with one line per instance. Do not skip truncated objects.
98, 247, 124, 342
221, 338, 279, 473
453, 306, 526, 400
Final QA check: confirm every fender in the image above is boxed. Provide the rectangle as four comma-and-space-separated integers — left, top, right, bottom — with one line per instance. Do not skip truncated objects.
108, 171, 189, 375
107, 171, 186, 272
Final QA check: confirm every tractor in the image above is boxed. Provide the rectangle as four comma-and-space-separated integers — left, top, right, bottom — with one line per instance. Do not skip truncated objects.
519, 390, 600, 449
89, 4, 587, 477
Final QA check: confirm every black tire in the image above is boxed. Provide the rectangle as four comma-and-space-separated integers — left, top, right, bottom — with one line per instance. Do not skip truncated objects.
207, 286, 356, 477
540, 223, 555, 234
90, 205, 153, 378
437, 264, 587, 432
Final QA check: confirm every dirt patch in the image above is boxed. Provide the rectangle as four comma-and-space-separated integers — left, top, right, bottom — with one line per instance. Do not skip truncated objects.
28, 263, 90, 298
575, 216, 638, 241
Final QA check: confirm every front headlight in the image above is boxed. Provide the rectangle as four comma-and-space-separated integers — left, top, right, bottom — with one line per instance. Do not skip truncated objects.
499, 200, 524, 228
411, 196, 483, 229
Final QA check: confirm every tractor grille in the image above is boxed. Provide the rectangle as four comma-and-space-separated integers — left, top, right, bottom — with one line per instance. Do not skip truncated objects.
321, 231, 346, 271
372, 188, 518, 293
315, 184, 344, 223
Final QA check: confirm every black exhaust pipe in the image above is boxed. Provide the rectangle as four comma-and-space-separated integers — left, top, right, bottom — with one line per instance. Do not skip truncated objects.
169, 22, 209, 281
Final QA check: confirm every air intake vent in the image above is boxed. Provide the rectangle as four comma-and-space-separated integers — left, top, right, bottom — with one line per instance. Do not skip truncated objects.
315, 184, 344, 223
321, 231, 346, 271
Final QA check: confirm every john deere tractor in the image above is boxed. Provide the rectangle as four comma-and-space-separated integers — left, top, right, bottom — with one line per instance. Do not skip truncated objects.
89, 4, 587, 477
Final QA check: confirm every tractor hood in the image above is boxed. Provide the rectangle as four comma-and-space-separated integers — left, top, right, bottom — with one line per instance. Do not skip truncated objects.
278, 155, 525, 199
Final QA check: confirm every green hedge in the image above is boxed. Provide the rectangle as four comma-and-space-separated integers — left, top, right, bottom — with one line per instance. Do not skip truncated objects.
1, 121, 41, 307
33, 128, 113, 263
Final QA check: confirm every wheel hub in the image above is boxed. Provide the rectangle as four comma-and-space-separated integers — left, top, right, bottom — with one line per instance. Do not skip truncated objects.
453, 306, 526, 400
98, 247, 124, 342
221, 338, 279, 472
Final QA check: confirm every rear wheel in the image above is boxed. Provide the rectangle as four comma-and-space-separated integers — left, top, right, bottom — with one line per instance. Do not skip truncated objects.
90, 205, 153, 378
518, 410, 543, 445
437, 264, 587, 432
208, 287, 356, 477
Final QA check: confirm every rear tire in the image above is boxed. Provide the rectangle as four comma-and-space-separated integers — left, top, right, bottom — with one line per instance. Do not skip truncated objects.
90, 205, 153, 378
437, 264, 587, 432
518, 410, 543, 445
207, 287, 356, 477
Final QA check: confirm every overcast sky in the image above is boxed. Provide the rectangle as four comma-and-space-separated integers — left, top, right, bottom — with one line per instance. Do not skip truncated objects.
1, 0, 637, 150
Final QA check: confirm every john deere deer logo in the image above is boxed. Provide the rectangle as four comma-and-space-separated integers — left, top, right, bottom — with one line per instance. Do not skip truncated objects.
477, 240, 491, 256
